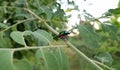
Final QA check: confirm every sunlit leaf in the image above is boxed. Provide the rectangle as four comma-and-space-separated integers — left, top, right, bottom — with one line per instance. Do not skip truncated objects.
65, 8, 73, 12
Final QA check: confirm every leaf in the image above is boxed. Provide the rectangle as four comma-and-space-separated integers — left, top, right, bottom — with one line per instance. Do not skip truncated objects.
118, 0, 120, 8
24, 21, 37, 31
0, 50, 15, 70
15, 8, 30, 19
40, 0, 56, 5
14, 59, 33, 70
77, 24, 100, 48
0, 32, 12, 48
94, 52, 113, 65
32, 30, 53, 45
67, 0, 75, 5
0, 7, 4, 19
43, 7, 53, 20
23, 31, 32, 36
35, 7, 53, 20
10, 30, 53, 46
54, 8, 65, 18
10, 31, 25, 45
65, 8, 73, 12
15, 0, 26, 7
108, 8, 120, 15
35, 49, 59, 70
54, 48, 69, 70
0, 50, 33, 70
0, 23, 8, 29
84, 12, 96, 21
101, 23, 118, 40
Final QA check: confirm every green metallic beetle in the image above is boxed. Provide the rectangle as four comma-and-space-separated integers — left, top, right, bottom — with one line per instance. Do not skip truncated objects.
57, 31, 70, 40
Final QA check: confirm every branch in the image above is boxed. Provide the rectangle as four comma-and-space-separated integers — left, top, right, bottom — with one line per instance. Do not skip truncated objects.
24, 8, 103, 70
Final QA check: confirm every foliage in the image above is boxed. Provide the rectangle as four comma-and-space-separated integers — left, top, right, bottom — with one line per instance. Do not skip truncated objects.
70, 1, 120, 69
0, 0, 120, 70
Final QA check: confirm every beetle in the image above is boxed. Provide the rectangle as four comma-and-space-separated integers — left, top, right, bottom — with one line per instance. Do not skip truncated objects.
57, 31, 70, 41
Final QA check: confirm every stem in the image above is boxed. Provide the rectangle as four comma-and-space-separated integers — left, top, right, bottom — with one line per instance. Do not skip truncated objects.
24, 8, 103, 70
44, 22, 59, 35
24, 8, 43, 22
1, 18, 35, 32
0, 45, 67, 51
93, 60, 115, 70
24, 8, 59, 35
66, 41, 103, 70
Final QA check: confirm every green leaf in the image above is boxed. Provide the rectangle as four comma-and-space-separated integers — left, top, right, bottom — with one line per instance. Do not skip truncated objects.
32, 30, 53, 45
0, 7, 4, 19
43, 7, 53, 20
65, 8, 73, 12
14, 59, 33, 70
23, 31, 32, 36
40, 0, 56, 5
54, 48, 69, 70
94, 52, 113, 65
0, 33, 6, 48
0, 23, 8, 29
54, 8, 65, 18
36, 49, 59, 70
77, 24, 100, 48
0, 32, 12, 48
0, 50, 15, 70
118, 0, 120, 8
15, 0, 26, 7
10, 31, 25, 45
15, 8, 30, 19
35, 7, 53, 20
10, 30, 53, 46
101, 23, 118, 40
108, 8, 120, 15
24, 21, 37, 31
0, 50, 33, 70
84, 11, 96, 21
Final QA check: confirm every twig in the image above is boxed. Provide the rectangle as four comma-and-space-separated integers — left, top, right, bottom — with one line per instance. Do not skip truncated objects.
93, 60, 115, 70
24, 8, 59, 35
0, 45, 67, 51
1, 18, 35, 32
